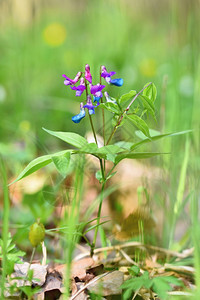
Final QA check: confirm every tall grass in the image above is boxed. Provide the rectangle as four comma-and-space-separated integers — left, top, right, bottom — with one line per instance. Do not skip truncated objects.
0, 157, 10, 299
63, 155, 85, 298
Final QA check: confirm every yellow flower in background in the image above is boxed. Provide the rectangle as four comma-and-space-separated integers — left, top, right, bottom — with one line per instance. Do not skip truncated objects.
139, 58, 157, 77
43, 23, 67, 47
19, 120, 31, 133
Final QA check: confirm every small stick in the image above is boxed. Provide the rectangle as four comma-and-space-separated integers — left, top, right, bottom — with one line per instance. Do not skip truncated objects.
74, 242, 193, 261
70, 271, 111, 300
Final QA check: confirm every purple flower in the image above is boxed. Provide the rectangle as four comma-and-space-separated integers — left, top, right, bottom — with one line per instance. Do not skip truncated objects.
63, 71, 82, 86
101, 65, 116, 83
70, 77, 86, 96
90, 83, 105, 98
72, 102, 86, 123
104, 91, 117, 104
85, 64, 92, 84
110, 78, 123, 87
83, 95, 98, 115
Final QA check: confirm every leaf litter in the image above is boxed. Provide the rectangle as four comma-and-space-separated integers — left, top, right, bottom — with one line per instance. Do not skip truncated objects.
4, 241, 195, 299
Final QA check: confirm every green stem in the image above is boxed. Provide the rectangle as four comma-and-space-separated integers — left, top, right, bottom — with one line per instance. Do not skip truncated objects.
88, 114, 98, 145
91, 181, 105, 257
23, 247, 36, 286
88, 114, 105, 182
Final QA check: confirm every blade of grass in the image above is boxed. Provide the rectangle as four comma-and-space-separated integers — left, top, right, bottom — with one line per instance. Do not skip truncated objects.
63, 155, 85, 298
169, 137, 190, 248
1, 157, 10, 300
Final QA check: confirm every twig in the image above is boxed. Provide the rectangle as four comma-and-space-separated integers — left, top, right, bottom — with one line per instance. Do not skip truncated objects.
74, 242, 193, 261
119, 249, 144, 274
41, 242, 47, 266
70, 271, 111, 300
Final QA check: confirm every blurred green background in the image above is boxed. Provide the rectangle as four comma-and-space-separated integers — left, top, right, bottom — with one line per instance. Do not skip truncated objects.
0, 0, 200, 248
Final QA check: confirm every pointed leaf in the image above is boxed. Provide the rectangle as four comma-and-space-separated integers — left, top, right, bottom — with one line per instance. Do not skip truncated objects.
140, 95, 156, 121
43, 128, 88, 148
10, 150, 70, 184
126, 114, 150, 138
99, 102, 121, 114
118, 90, 136, 105
114, 141, 134, 150
52, 152, 71, 177
79, 143, 98, 154
115, 152, 165, 164
143, 82, 157, 102
131, 130, 192, 150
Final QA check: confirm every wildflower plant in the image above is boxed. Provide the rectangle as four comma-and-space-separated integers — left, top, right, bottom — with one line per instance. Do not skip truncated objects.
12, 64, 189, 257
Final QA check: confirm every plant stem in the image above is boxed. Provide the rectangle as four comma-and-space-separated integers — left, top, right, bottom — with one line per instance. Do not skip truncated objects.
88, 114, 105, 181
23, 247, 36, 286
91, 181, 105, 257
88, 114, 98, 145
106, 82, 152, 145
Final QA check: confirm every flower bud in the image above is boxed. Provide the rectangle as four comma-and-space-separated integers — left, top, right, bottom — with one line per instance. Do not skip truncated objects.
29, 220, 45, 247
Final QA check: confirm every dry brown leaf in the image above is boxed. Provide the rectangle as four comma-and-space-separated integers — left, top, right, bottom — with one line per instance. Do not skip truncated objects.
54, 257, 95, 282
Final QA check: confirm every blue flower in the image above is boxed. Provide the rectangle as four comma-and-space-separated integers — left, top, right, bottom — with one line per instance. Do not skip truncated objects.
93, 96, 101, 105
72, 103, 86, 123
110, 78, 124, 87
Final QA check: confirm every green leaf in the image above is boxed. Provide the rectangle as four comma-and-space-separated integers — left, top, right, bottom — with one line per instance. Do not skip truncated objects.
126, 114, 150, 138
43, 128, 88, 148
98, 145, 122, 154
140, 95, 156, 121
115, 152, 165, 164
118, 90, 136, 105
52, 152, 71, 177
95, 170, 103, 182
143, 82, 157, 102
10, 150, 70, 184
135, 129, 160, 140
79, 143, 98, 154
106, 153, 116, 162
128, 265, 140, 276
152, 276, 182, 300
99, 102, 121, 114
77, 144, 123, 160
114, 141, 134, 150
131, 130, 192, 150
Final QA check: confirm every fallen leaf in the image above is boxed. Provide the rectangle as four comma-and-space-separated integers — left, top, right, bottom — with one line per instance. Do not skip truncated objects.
87, 270, 124, 296
54, 257, 94, 282
11, 262, 48, 286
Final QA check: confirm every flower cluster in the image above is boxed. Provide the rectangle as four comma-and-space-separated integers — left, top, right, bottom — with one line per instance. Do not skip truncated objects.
62, 64, 123, 123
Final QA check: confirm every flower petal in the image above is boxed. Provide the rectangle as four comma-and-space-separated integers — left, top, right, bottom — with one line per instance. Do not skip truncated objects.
72, 109, 85, 123
110, 78, 124, 86
85, 64, 92, 83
